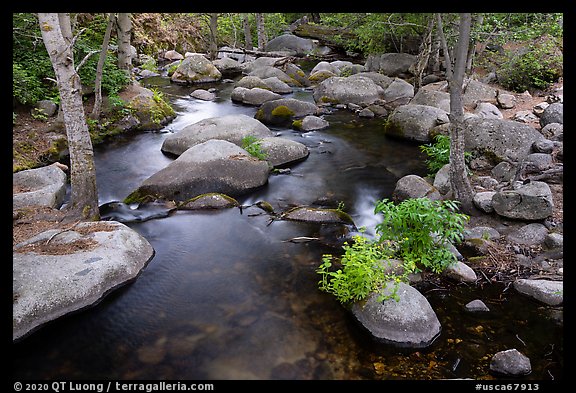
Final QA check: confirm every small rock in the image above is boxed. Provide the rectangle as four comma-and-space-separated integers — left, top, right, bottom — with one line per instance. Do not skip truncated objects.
490, 349, 531, 376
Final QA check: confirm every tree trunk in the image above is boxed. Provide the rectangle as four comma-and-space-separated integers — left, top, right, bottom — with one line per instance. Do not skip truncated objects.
466, 14, 484, 73
446, 13, 476, 215
90, 13, 115, 120
208, 13, 218, 60
256, 13, 267, 51
410, 14, 435, 94
116, 13, 132, 72
242, 13, 253, 50
38, 12, 100, 221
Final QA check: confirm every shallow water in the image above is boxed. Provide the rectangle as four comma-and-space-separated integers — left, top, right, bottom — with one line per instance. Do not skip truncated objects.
12, 75, 562, 381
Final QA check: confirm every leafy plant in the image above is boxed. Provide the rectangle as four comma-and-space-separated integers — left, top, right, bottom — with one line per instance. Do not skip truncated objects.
241, 135, 268, 160
317, 197, 469, 305
419, 134, 472, 176
317, 234, 401, 305
374, 198, 469, 274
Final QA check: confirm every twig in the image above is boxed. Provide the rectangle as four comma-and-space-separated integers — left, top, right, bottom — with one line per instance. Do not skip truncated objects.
45, 220, 81, 245
515, 334, 526, 347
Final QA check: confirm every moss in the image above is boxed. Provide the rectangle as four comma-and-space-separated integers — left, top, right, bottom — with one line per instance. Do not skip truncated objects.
186, 192, 239, 206
123, 189, 153, 205
254, 108, 264, 121
292, 119, 303, 130
319, 96, 339, 104
383, 119, 404, 137
271, 105, 295, 118
255, 200, 275, 214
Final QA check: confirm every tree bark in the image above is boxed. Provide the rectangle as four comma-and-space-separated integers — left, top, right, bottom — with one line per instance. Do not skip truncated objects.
208, 13, 218, 60
446, 13, 476, 215
90, 13, 115, 120
242, 13, 253, 50
38, 12, 100, 221
256, 13, 267, 51
116, 13, 132, 72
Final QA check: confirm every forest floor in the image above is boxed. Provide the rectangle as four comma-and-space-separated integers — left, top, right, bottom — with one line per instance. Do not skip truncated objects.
12, 79, 564, 285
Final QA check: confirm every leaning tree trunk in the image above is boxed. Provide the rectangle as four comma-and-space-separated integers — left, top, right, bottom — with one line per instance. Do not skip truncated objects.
38, 12, 100, 221
446, 13, 476, 214
90, 13, 115, 120
116, 13, 132, 72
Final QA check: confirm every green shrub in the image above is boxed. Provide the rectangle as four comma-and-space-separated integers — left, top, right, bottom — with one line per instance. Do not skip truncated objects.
317, 197, 469, 305
419, 134, 472, 176
374, 198, 469, 274
316, 234, 401, 304
496, 37, 563, 92
13, 63, 45, 105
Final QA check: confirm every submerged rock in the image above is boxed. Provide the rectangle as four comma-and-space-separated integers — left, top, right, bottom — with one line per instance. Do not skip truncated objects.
280, 206, 354, 225
351, 282, 441, 348
490, 349, 531, 376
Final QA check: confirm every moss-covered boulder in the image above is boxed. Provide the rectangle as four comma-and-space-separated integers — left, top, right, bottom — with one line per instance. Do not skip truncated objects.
255, 98, 318, 127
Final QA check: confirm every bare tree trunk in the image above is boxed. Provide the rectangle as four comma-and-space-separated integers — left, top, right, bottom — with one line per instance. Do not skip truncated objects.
446, 13, 476, 214
90, 13, 115, 120
410, 14, 435, 94
242, 13, 253, 50
208, 13, 218, 60
38, 12, 100, 221
466, 14, 484, 73
430, 28, 441, 73
436, 13, 453, 81
256, 13, 267, 51
116, 13, 132, 72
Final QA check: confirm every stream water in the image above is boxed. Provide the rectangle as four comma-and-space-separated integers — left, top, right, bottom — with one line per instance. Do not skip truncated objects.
12, 74, 563, 381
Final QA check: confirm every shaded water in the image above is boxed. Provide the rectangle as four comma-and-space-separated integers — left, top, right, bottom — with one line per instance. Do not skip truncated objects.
13, 76, 562, 381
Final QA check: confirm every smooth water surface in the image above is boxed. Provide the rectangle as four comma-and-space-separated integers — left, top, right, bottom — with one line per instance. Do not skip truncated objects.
13, 76, 562, 381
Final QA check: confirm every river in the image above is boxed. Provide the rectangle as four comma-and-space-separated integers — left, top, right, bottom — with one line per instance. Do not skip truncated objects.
12, 74, 563, 381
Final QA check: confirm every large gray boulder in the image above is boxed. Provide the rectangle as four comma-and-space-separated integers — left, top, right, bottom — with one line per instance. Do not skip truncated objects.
463, 118, 545, 163
256, 137, 309, 168
392, 175, 441, 202
13, 221, 155, 342
513, 279, 563, 306
264, 33, 315, 56
312, 75, 385, 106
410, 88, 451, 112
171, 54, 222, 84
161, 114, 274, 156
384, 104, 449, 143
131, 140, 270, 202
492, 181, 554, 220
255, 98, 318, 126
13, 163, 67, 210
539, 102, 563, 127
364, 53, 417, 77
230, 87, 282, 106
351, 282, 441, 348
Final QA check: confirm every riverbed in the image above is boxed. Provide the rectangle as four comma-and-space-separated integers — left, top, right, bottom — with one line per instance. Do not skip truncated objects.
12, 75, 563, 381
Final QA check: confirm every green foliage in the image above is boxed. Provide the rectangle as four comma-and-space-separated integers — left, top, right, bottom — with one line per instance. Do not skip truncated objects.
317, 234, 401, 305
497, 38, 563, 92
241, 136, 268, 160
13, 63, 46, 105
317, 197, 469, 305
12, 13, 129, 107
419, 134, 472, 176
374, 198, 469, 274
